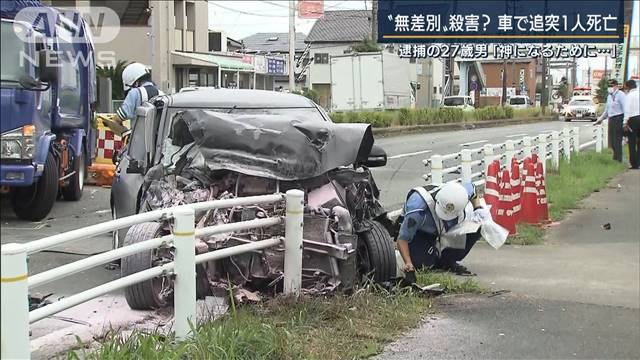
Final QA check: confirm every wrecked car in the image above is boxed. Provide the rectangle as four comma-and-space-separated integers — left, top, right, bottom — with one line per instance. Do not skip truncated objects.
111, 89, 396, 309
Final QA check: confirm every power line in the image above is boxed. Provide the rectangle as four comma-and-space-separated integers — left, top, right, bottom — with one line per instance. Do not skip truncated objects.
210, 2, 289, 17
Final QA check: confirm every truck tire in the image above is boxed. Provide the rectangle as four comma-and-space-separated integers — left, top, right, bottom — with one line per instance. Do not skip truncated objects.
122, 222, 172, 310
11, 152, 59, 221
357, 220, 397, 283
61, 152, 85, 201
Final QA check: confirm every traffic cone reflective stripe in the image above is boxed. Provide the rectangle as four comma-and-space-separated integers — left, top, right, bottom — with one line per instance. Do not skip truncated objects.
510, 157, 522, 222
484, 161, 500, 219
519, 163, 540, 224
495, 170, 517, 235
535, 161, 549, 222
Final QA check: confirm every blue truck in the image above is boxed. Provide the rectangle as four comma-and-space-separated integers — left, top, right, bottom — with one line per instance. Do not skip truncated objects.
1, 0, 96, 221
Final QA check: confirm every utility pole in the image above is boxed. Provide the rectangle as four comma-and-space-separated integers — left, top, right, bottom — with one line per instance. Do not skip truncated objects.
587, 65, 591, 87
371, 0, 378, 42
288, 0, 295, 92
541, 58, 547, 114
502, 59, 507, 105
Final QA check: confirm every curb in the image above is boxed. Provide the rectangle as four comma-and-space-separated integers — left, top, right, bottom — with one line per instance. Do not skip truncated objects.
371, 117, 557, 137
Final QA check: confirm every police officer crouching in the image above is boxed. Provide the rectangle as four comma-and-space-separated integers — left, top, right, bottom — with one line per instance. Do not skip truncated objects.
397, 182, 490, 276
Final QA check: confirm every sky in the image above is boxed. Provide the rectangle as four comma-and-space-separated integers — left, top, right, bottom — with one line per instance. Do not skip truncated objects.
208, 1, 639, 84
208, 1, 370, 40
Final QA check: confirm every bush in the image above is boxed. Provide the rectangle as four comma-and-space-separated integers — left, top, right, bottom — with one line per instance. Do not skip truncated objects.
328, 105, 545, 127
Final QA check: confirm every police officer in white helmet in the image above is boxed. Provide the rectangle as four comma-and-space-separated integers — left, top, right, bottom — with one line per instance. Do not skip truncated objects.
114, 62, 162, 126
396, 182, 491, 276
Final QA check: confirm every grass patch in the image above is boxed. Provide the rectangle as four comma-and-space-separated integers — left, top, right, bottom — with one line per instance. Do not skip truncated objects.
507, 223, 545, 245
416, 270, 486, 294
509, 150, 626, 245
545, 150, 626, 220
68, 274, 481, 360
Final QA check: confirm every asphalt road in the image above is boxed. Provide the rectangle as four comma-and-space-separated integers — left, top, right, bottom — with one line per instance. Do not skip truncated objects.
0, 119, 596, 298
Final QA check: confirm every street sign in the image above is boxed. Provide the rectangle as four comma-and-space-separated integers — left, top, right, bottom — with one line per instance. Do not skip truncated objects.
298, 0, 323, 19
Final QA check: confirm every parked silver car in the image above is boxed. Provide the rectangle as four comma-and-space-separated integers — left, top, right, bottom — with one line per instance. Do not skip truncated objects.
111, 89, 395, 309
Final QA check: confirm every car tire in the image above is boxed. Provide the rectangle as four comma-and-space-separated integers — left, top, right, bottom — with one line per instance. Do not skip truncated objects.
11, 151, 59, 221
357, 220, 397, 283
122, 222, 171, 310
61, 152, 85, 201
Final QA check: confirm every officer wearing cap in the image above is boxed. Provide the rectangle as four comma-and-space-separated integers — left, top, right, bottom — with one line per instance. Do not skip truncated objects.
397, 182, 489, 275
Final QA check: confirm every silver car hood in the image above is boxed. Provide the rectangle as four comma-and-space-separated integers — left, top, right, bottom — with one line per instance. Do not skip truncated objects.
171, 109, 374, 181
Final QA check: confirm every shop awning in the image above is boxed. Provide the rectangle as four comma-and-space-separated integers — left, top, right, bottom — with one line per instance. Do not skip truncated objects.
171, 51, 254, 71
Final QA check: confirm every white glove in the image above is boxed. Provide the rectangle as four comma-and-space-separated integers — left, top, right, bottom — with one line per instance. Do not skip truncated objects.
472, 207, 492, 224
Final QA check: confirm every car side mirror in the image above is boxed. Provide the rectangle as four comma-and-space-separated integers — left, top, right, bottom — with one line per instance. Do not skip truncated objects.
38, 49, 58, 83
363, 144, 387, 167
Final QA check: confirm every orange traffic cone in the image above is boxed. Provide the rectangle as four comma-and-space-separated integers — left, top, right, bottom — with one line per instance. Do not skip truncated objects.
520, 162, 539, 224
535, 161, 549, 222
510, 157, 522, 222
496, 170, 517, 235
484, 160, 500, 219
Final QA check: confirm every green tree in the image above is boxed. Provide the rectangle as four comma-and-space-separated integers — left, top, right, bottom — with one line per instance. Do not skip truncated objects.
596, 77, 609, 104
293, 87, 319, 103
351, 38, 381, 52
97, 60, 129, 100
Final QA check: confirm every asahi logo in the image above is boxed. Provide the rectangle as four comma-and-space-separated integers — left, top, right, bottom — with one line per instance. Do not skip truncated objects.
14, 6, 121, 44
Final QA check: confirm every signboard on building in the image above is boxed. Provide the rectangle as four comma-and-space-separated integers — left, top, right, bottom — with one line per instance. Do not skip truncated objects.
267, 58, 286, 75
242, 55, 254, 64
254, 55, 267, 74
298, 0, 324, 19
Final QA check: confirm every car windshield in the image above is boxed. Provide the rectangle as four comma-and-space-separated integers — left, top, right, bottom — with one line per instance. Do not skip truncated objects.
509, 97, 526, 105
569, 100, 594, 106
1, 22, 29, 84
444, 97, 466, 106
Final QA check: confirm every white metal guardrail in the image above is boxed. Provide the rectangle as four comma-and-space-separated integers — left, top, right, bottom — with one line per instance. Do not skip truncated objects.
1, 190, 305, 359
422, 121, 607, 186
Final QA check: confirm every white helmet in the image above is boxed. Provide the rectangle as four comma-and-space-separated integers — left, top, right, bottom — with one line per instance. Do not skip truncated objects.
122, 62, 150, 91
434, 182, 469, 221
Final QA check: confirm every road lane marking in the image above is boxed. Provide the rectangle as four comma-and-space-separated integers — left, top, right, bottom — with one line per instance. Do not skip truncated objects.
95, 209, 111, 214
388, 149, 431, 160
505, 133, 527, 138
460, 140, 487, 146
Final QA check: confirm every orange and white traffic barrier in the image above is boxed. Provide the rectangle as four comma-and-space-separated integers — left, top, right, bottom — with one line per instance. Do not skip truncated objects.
520, 162, 539, 224
484, 159, 501, 219
496, 169, 516, 235
535, 161, 549, 222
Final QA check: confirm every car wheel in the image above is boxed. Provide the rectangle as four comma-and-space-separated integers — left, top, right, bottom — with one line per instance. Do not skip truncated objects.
357, 220, 397, 283
122, 222, 173, 310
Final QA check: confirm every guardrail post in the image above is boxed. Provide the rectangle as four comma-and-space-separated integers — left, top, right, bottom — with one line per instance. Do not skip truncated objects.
483, 144, 494, 176
538, 135, 549, 175
603, 118, 609, 149
430, 155, 443, 184
595, 125, 603, 153
505, 140, 515, 164
284, 189, 304, 296
173, 208, 196, 340
551, 131, 560, 170
572, 127, 580, 154
563, 128, 572, 162
461, 149, 472, 183
522, 136, 533, 159
1, 243, 30, 359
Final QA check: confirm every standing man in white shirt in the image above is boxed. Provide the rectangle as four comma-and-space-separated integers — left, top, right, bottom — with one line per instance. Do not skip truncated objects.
624, 79, 640, 169
595, 79, 626, 162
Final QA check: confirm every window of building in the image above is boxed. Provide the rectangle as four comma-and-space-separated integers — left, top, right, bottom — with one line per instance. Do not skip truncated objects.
409, 58, 416, 63
314, 53, 329, 64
